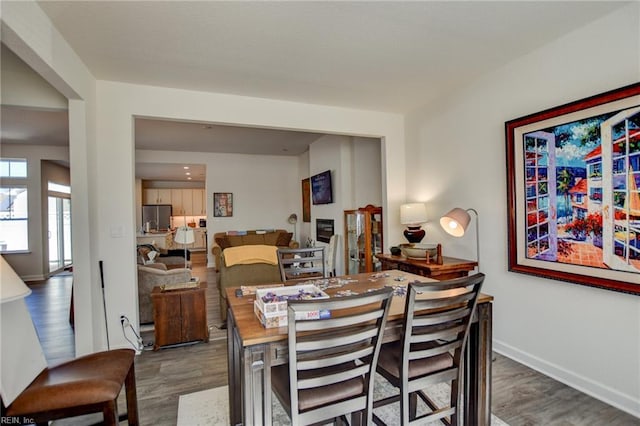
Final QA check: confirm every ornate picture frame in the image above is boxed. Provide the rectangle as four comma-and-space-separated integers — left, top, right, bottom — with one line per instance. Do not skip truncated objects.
505, 83, 640, 295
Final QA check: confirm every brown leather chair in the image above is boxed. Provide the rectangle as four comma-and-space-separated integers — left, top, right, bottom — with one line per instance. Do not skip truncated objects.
2, 349, 139, 426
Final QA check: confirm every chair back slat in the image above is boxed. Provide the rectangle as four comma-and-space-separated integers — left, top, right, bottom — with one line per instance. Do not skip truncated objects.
277, 247, 327, 281
295, 309, 384, 331
297, 325, 380, 351
298, 345, 374, 371
298, 364, 369, 389
409, 340, 462, 361
285, 287, 393, 425
411, 307, 471, 327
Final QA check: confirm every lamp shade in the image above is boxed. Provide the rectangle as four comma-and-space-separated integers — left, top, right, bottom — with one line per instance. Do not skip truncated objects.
440, 208, 471, 237
400, 203, 428, 225
0, 255, 31, 303
174, 227, 195, 245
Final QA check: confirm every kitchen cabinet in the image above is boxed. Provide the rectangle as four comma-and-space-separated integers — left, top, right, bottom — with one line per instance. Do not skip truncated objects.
344, 205, 383, 274
171, 189, 184, 215
192, 228, 207, 249
182, 189, 194, 215
192, 189, 205, 216
142, 188, 206, 217
143, 188, 171, 204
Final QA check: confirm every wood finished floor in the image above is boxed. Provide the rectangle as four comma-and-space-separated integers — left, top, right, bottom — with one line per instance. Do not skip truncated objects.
25, 265, 638, 426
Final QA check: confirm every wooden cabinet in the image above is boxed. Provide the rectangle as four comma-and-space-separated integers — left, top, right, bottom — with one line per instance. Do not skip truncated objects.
376, 254, 477, 281
144, 188, 171, 204
142, 188, 206, 217
192, 189, 205, 216
344, 205, 383, 274
171, 189, 184, 215
151, 284, 209, 350
192, 228, 207, 249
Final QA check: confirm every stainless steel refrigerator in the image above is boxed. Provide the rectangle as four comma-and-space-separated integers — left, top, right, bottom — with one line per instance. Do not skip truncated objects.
142, 204, 172, 231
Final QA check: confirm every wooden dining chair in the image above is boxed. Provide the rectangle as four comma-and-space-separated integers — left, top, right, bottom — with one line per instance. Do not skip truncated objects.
271, 287, 393, 425
277, 247, 326, 281
373, 273, 485, 426
1, 348, 139, 426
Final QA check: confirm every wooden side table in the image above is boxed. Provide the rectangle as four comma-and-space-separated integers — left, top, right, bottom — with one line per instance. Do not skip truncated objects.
375, 254, 477, 280
151, 283, 209, 350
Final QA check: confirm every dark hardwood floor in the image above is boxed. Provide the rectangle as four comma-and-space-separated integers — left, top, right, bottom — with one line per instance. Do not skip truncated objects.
24, 264, 638, 426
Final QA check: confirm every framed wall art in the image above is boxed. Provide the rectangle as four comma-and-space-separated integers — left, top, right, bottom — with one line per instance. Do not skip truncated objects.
506, 82, 640, 295
213, 192, 233, 217
301, 178, 311, 223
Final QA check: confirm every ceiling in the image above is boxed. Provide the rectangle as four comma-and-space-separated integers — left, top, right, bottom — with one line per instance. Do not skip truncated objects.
2, 1, 627, 181
36, 1, 625, 113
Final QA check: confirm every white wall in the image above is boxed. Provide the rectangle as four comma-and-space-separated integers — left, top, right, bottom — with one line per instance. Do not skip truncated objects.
95, 80, 404, 349
137, 148, 300, 257
0, 145, 69, 280
3, 0, 112, 356
308, 135, 382, 276
405, 4, 640, 416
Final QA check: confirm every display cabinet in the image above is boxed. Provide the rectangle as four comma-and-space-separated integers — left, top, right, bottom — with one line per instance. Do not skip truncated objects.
344, 205, 383, 274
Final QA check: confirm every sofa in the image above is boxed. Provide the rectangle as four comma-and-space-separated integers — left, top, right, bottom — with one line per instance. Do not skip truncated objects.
217, 245, 282, 322
211, 229, 298, 271
137, 263, 192, 324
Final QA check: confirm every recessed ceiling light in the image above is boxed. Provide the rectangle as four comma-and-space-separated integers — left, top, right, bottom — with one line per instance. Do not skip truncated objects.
183, 166, 190, 170
185, 172, 191, 175
187, 177, 192, 180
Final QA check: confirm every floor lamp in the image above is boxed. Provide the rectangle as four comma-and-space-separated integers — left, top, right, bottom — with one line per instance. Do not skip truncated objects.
440, 207, 480, 271
174, 226, 195, 269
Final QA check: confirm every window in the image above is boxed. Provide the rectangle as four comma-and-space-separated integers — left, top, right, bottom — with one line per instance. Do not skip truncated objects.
0, 187, 29, 251
0, 159, 27, 178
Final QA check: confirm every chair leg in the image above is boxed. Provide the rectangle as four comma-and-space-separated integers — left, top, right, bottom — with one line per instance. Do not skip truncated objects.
350, 410, 363, 426
409, 392, 418, 420
102, 400, 118, 426
125, 362, 140, 425
450, 379, 460, 426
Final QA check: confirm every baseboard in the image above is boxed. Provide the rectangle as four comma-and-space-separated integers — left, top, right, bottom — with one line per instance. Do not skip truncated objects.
23, 274, 46, 282
493, 339, 640, 419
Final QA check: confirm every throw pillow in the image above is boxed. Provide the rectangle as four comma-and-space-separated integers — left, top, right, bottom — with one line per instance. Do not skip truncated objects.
216, 236, 231, 249
227, 235, 244, 246
276, 232, 293, 247
263, 232, 279, 245
242, 234, 265, 245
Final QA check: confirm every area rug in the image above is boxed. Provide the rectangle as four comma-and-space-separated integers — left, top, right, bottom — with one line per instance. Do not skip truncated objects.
178, 376, 510, 425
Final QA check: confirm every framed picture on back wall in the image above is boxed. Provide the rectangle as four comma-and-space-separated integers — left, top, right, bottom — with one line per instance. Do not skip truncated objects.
214, 193, 233, 217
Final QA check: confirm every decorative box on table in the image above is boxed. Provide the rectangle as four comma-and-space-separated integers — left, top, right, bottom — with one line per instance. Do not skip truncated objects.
254, 285, 330, 328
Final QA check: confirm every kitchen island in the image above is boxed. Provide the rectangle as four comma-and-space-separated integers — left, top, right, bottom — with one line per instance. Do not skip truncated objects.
136, 231, 174, 250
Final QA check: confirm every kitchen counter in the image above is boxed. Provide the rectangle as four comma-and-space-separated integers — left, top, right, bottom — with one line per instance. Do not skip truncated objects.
137, 231, 173, 250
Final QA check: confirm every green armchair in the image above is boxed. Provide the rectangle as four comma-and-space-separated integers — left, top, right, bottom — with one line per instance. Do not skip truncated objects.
218, 246, 282, 322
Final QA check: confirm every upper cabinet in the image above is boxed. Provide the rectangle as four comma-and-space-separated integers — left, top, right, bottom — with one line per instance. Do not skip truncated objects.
143, 188, 172, 204
143, 187, 206, 217
192, 189, 205, 216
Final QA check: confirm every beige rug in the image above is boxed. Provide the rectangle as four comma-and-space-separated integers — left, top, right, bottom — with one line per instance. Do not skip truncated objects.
178, 377, 510, 425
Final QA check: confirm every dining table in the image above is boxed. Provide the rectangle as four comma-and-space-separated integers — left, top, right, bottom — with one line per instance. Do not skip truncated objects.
226, 269, 493, 426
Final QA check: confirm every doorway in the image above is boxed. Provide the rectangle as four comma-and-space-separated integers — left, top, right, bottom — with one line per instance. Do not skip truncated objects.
48, 183, 72, 274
